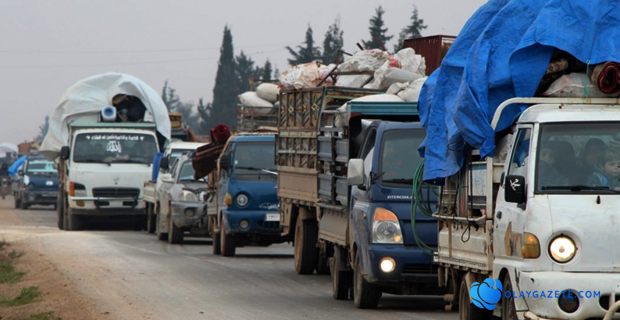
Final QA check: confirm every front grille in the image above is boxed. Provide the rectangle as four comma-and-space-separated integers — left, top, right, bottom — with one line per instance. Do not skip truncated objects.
402, 264, 437, 274
257, 221, 279, 231
92, 188, 139, 199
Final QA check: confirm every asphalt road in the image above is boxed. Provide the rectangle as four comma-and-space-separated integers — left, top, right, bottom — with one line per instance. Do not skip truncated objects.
0, 197, 458, 320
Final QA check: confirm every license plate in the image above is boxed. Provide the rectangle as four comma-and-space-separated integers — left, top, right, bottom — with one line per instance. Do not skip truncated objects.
265, 213, 280, 222
46, 181, 54, 186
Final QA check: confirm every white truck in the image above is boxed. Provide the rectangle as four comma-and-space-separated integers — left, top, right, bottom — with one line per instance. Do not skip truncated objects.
436, 98, 620, 320
40, 73, 171, 231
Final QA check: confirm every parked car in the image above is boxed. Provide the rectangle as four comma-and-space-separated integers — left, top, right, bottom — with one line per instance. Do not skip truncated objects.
15, 155, 59, 210
155, 154, 208, 244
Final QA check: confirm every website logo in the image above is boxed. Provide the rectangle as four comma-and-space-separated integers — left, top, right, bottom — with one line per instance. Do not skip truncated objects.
470, 278, 503, 311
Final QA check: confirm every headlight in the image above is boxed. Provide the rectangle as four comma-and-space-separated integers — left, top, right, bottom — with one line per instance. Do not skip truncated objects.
236, 194, 249, 207
23, 175, 30, 185
372, 208, 403, 244
181, 190, 199, 202
549, 235, 576, 263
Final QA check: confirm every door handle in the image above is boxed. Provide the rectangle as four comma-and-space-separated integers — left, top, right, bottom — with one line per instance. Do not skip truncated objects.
496, 211, 502, 219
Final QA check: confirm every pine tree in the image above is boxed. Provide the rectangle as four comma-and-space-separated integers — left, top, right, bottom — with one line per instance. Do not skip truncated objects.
262, 60, 273, 82
395, 5, 427, 52
273, 68, 280, 81
363, 6, 393, 51
236, 51, 256, 93
286, 25, 321, 65
322, 18, 344, 65
161, 80, 181, 112
208, 25, 239, 129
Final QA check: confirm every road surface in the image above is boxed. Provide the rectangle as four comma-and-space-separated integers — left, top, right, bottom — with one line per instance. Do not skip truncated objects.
0, 197, 458, 320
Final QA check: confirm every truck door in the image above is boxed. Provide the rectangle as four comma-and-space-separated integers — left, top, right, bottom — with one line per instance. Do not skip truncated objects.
349, 127, 377, 248
494, 126, 533, 259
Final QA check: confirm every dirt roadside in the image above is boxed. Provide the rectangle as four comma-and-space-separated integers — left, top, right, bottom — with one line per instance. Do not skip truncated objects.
0, 205, 103, 320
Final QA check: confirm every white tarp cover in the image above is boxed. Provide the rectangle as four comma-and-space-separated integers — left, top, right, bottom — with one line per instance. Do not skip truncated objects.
0, 143, 18, 154
41, 72, 171, 155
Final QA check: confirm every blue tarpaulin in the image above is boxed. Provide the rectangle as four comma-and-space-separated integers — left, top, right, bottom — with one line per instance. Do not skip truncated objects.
8, 156, 27, 176
418, 0, 620, 183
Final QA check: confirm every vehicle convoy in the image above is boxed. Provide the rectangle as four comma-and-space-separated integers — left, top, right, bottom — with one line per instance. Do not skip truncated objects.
144, 140, 206, 236
417, 2, 620, 319
40, 73, 171, 230
14, 155, 59, 209
206, 133, 282, 257
276, 87, 439, 308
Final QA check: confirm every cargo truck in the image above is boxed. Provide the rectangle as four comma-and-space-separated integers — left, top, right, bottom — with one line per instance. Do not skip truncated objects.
276, 87, 440, 308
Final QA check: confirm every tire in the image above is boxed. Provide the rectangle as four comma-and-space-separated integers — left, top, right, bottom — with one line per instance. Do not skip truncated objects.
353, 254, 381, 309
212, 231, 221, 255
168, 219, 184, 244
220, 228, 236, 257
67, 209, 82, 231
458, 277, 492, 320
19, 197, 28, 210
293, 210, 318, 275
146, 204, 156, 234
501, 277, 517, 320
14, 195, 20, 209
330, 246, 352, 300
57, 194, 65, 230
155, 205, 168, 241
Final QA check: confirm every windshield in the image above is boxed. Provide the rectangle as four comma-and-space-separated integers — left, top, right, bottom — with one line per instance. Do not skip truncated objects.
380, 129, 424, 186
170, 149, 194, 164
232, 141, 275, 176
536, 122, 620, 194
178, 161, 195, 181
73, 133, 157, 164
26, 160, 57, 176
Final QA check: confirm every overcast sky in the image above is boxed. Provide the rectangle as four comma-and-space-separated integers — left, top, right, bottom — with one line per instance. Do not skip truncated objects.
0, 0, 486, 144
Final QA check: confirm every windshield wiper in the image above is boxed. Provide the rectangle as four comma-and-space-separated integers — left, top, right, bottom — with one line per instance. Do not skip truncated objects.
235, 166, 278, 175
542, 185, 620, 193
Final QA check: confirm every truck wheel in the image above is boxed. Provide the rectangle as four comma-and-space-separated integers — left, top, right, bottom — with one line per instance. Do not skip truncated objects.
156, 212, 168, 241
14, 196, 20, 209
146, 204, 156, 234
294, 212, 318, 275
501, 277, 517, 320
316, 245, 331, 275
330, 246, 352, 300
19, 198, 28, 210
211, 232, 221, 255
57, 195, 65, 230
459, 277, 492, 320
168, 219, 184, 244
353, 255, 381, 309
67, 209, 83, 231
220, 229, 236, 257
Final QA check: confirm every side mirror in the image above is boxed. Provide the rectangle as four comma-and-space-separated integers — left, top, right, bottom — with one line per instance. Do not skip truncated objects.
220, 154, 231, 171
347, 159, 364, 186
160, 173, 173, 183
505, 175, 526, 204
160, 157, 170, 171
60, 146, 70, 160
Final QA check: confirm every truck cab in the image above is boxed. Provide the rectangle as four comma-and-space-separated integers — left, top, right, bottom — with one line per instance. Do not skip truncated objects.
336, 120, 439, 308
210, 133, 281, 257
57, 120, 159, 230
14, 155, 59, 210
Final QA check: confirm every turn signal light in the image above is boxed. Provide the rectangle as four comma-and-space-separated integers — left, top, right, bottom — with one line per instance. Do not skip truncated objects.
521, 232, 541, 259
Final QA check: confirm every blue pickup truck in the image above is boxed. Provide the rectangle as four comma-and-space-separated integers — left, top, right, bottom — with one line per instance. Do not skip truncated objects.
14, 155, 59, 210
208, 133, 282, 257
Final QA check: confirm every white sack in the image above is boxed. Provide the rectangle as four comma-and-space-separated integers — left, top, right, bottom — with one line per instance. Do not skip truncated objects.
40, 72, 171, 156
395, 48, 426, 76
256, 83, 280, 103
337, 49, 391, 73
397, 77, 427, 102
279, 62, 334, 89
543, 73, 611, 98
238, 91, 273, 108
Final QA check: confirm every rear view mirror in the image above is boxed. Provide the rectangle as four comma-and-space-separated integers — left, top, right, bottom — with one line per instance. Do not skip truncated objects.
60, 146, 70, 160
220, 154, 231, 171
347, 159, 364, 186
505, 175, 526, 204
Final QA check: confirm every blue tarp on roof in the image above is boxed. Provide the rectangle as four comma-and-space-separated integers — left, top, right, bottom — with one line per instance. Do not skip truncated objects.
8, 156, 27, 176
418, 0, 620, 183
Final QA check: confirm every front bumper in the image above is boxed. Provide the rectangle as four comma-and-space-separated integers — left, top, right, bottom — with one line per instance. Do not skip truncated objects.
518, 271, 620, 320
171, 201, 205, 228
24, 190, 58, 205
70, 196, 145, 210
364, 244, 438, 291
69, 208, 145, 216
222, 209, 280, 235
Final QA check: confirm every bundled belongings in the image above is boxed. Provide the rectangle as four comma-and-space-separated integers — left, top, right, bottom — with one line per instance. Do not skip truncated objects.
192, 124, 232, 180
418, 0, 620, 183
40, 72, 171, 156
255, 83, 280, 103
279, 62, 335, 89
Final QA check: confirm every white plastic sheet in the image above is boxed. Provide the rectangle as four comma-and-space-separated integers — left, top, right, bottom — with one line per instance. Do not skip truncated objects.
40, 72, 171, 155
